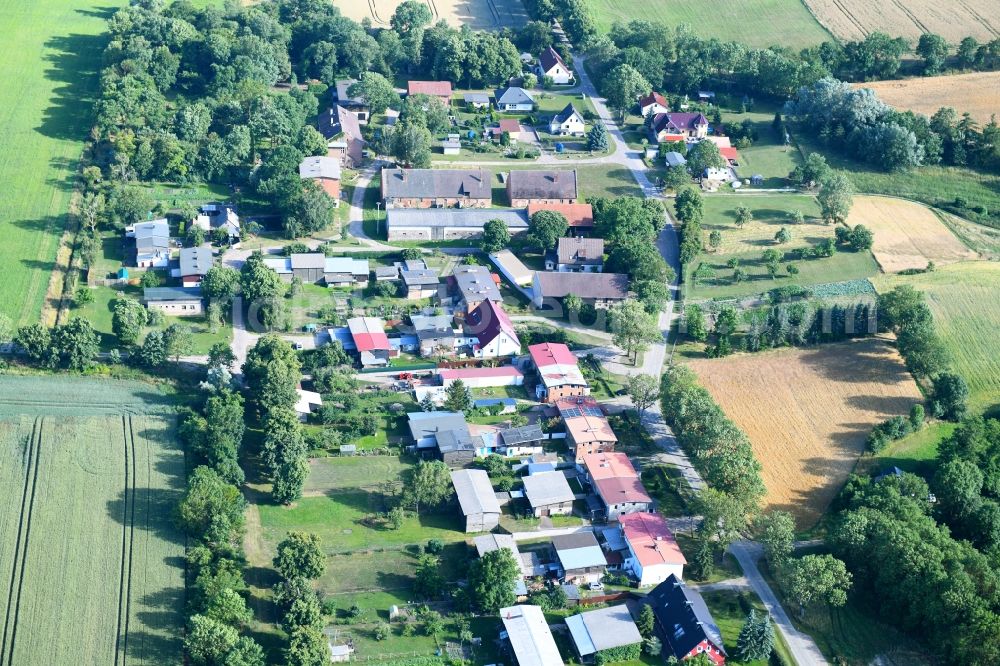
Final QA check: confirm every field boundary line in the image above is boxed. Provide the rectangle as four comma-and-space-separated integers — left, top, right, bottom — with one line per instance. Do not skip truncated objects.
2, 417, 43, 665
114, 415, 136, 666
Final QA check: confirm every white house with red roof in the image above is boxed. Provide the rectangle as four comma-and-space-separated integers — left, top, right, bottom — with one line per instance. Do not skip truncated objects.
527, 342, 589, 403
619, 512, 687, 587
582, 452, 652, 520
639, 92, 669, 117
347, 317, 391, 367
649, 112, 709, 143
465, 299, 522, 359
537, 46, 573, 85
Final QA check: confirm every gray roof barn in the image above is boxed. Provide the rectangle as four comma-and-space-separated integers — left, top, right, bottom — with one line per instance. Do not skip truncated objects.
534, 272, 629, 300
382, 168, 492, 201
508, 170, 578, 201
386, 208, 530, 233
522, 471, 574, 508
452, 469, 502, 517
566, 605, 642, 657
179, 247, 212, 277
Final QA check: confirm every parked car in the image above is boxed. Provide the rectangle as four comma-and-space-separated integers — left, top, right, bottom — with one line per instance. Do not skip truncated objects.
589, 581, 604, 591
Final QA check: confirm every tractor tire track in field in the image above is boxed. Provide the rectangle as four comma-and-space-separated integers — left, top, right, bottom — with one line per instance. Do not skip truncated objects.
114, 416, 136, 666
956, 0, 1000, 37
0, 418, 42, 666
829, 0, 868, 37
890, 0, 929, 34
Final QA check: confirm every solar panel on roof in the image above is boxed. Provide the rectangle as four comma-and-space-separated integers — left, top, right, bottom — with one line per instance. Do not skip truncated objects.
560, 404, 602, 419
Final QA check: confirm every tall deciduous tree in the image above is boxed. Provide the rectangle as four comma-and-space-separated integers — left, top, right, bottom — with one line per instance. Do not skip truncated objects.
527, 210, 568, 251
467, 548, 519, 612
603, 64, 650, 121
403, 460, 454, 515
781, 554, 852, 617
611, 300, 661, 364
274, 532, 325, 581
817, 172, 854, 224
112, 297, 148, 346
480, 219, 511, 253
626, 374, 660, 418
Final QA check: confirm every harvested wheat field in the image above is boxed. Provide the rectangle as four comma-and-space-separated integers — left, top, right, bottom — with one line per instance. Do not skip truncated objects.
847, 195, 978, 272
333, 0, 529, 29
855, 72, 1000, 125
688, 338, 922, 527
806, 0, 1000, 42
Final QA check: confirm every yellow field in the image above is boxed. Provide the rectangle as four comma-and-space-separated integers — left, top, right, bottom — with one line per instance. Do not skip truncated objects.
688, 339, 922, 527
846, 196, 979, 273
332, 0, 529, 29
806, 0, 1000, 42
854, 72, 1000, 125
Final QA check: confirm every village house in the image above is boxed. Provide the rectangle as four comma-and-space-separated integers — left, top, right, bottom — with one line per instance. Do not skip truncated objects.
489, 118, 527, 143
527, 342, 589, 403
464, 298, 522, 359
176, 247, 212, 288
385, 208, 528, 242
439, 366, 523, 389
400, 268, 440, 300
645, 575, 727, 665
407, 411, 476, 466
451, 265, 502, 314
191, 203, 241, 240
294, 389, 323, 423
499, 605, 562, 666
619, 512, 686, 586
649, 112, 709, 143
522, 471, 575, 517
494, 86, 535, 112
263, 254, 369, 287
664, 151, 688, 169
497, 424, 546, 458
531, 271, 629, 310
537, 46, 573, 85
552, 532, 608, 584
527, 202, 594, 233
719, 146, 740, 166
381, 168, 492, 209
332, 79, 369, 123
318, 105, 365, 168
490, 249, 535, 288
582, 452, 652, 520
566, 605, 643, 663
410, 314, 456, 357
127, 218, 170, 268
347, 316, 391, 368
507, 169, 578, 207
548, 103, 586, 137
558, 397, 618, 463
639, 91, 670, 117
142, 286, 203, 316
407, 80, 453, 106
544, 237, 604, 272
441, 137, 461, 155
464, 92, 490, 109
298, 155, 341, 205
451, 469, 501, 532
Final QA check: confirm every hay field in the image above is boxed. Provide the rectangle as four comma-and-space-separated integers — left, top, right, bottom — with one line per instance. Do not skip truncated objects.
875, 262, 1000, 415
333, 0, 529, 29
687, 339, 922, 527
855, 72, 1000, 125
0, 377, 184, 664
846, 196, 979, 273
805, 0, 1000, 42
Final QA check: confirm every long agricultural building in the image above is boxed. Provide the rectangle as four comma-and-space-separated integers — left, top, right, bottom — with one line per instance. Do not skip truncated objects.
386, 208, 530, 241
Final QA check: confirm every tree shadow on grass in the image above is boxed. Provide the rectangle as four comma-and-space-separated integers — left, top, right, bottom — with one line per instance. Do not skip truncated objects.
38, 26, 113, 143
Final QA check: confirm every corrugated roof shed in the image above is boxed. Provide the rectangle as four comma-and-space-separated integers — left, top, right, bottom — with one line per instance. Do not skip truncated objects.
452, 469, 501, 516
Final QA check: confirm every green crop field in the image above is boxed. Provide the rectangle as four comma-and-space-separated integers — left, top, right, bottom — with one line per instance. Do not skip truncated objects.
875, 261, 1000, 416
583, 0, 832, 49
0, 376, 184, 664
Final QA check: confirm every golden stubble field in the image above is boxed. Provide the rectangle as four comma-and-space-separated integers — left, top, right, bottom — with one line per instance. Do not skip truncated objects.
855, 72, 1000, 125
332, 0, 528, 29
846, 195, 979, 273
688, 338, 923, 527
806, 0, 1000, 42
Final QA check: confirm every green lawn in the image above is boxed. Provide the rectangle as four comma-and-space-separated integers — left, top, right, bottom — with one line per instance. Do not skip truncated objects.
700, 589, 795, 666
858, 421, 957, 478
582, 0, 831, 49
874, 262, 1000, 416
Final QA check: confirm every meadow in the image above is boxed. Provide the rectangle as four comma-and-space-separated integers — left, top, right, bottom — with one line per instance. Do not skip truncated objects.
687, 338, 923, 527
874, 261, 1000, 415
582, 0, 831, 49
855, 72, 1000, 125
846, 196, 979, 273
0, 376, 184, 664
805, 0, 1000, 42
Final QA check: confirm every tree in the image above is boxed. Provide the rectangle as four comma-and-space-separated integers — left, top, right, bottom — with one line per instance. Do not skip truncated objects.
848, 224, 874, 250
790, 153, 830, 188
112, 297, 148, 346
610, 300, 661, 364
527, 210, 568, 251
933, 372, 969, 421
178, 466, 246, 547
413, 553, 444, 598
736, 609, 775, 662
643, 636, 662, 656
933, 457, 983, 526
140, 270, 160, 288
627, 374, 660, 418
587, 122, 609, 152
663, 164, 691, 191
139, 329, 168, 367
781, 554, 852, 617
603, 64, 650, 121
755, 510, 795, 566
185, 614, 239, 665
403, 460, 453, 515
80, 191, 106, 235
694, 487, 749, 548
50, 318, 99, 370
734, 206, 753, 228
444, 379, 472, 413
468, 548, 519, 612
688, 538, 715, 580
817, 172, 853, 224
686, 140, 725, 176
201, 266, 240, 302
708, 230, 722, 250
391, 0, 433, 33
564, 293, 583, 317
480, 219, 511, 253
390, 122, 432, 168
637, 604, 655, 638
108, 184, 153, 228
204, 587, 253, 628
164, 323, 194, 361
674, 187, 703, 225
347, 72, 400, 115
285, 624, 328, 666
243, 335, 301, 413
685, 304, 707, 340
917, 33, 949, 75
775, 227, 791, 244
208, 342, 237, 370
274, 532, 325, 581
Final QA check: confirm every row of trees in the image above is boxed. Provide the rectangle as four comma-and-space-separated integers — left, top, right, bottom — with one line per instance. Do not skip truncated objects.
271, 532, 331, 665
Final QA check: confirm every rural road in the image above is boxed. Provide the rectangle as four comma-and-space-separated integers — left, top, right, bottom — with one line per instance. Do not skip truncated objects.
730, 541, 828, 666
